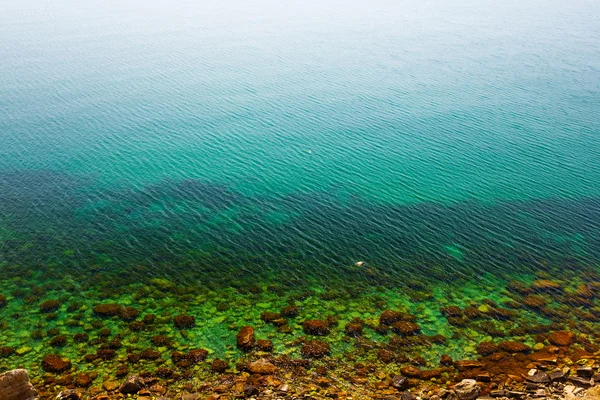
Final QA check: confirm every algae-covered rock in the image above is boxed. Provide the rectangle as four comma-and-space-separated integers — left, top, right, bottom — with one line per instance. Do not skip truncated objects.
236, 326, 255, 350
300, 340, 330, 358
173, 314, 195, 329
119, 374, 144, 394
548, 330, 575, 346
92, 303, 122, 317
302, 320, 330, 336
39, 299, 61, 313
41, 354, 71, 373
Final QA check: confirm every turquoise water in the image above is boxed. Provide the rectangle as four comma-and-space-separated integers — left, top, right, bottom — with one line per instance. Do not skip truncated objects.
0, 0, 600, 389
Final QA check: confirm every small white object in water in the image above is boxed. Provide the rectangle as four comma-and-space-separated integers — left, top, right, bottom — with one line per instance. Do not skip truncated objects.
355, 261, 365, 267
307, 150, 312, 154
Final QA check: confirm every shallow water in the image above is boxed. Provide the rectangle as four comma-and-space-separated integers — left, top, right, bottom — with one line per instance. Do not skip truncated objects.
1, 0, 600, 389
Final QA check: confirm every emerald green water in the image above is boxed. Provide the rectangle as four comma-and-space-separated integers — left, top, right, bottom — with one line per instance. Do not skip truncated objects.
0, 0, 599, 387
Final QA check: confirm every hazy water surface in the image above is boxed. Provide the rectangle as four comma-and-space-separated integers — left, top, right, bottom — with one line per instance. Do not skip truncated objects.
1, 0, 599, 281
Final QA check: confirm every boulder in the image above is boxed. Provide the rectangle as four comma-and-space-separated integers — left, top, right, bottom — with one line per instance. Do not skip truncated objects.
41, 354, 71, 373
300, 340, 330, 358
248, 359, 277, 375
548, 330, 575, 346
119, 375, 145, 394
454, 379, 480, 400
0, 369, 37, 400
173, 315, 195, 329
236, 326, 255, 350
302, 320, 330, 336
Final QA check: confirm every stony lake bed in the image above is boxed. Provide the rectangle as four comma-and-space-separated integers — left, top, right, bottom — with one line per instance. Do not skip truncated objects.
3, 265, 600, 399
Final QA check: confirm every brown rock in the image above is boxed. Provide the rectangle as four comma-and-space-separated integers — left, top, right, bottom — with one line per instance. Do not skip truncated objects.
257, 339, 274, 352
380, 310, 404, 325
476, 341, 498, 355
280, 305, 299, 318
102, 381, 119, 391
119, 375, 144, 394
420, 369, 441, 380
344, 323, 363, 337
92, 303, 122, 317
391, 321, 420, 336
0, 369, 38, 400
187, 349, 209, 362
39, 300, 61, 313
211, 358, 228, 373
301, 340, 330, 358
173, 314, 195, 329
440, 354, 453, 366
236, 326, 255, 350
248, 358, 277, 375
41, 354, 71, 373
440, 306, 463, 317
531, 279, 561, 292
260, 312, 281, 323
120, 307, 139, 321
302, 320, 330, 336
139, 349, 161, 360
74, 373, 93, 388
548, 330, 575, 346
523, 295, 546, 308
498, 340, 531, 353
400, 366, 420, 377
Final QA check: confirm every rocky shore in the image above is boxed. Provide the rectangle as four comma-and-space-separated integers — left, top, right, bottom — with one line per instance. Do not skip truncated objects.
3, 272, 600, 399
5, 357, 600, 400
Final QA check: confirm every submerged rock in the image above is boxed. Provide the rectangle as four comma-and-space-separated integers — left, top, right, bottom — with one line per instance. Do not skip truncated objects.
211, 358, 228, 373
301, 340, 330, 358
548, 330, 575, 346
0, 369, 37, 400
248, 358, 277, 375
498, 340, 531, 353
173, 314, 195, 329
39, 300, 61, 313
531, 279, 561, 292
92, 303, 122, 317
120, 307, 140, 321
391, 321, 420, 336
119, 375, 145, 394
302, 320, 330, 336
41, 354, 71, 373
379, 310, 404, 325
236, 326, 255, 350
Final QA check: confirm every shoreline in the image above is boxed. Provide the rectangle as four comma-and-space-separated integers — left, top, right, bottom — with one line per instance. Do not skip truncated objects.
2, 271, 600, 399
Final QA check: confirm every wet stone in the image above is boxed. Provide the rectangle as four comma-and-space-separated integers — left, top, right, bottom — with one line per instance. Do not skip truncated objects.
119, 375, 145, 394
173, 314, 195, 329
41, 354, 71, 373
569, 376, 592, 387
39, 300, 61, 313
547, 330, 575, 346
302, 320, 330, 336
526, 372, 550, 384
392, 375, 409, 390
454, 379, 480, 400
236, 326, 255, 350
210, 359, 228, 373
401, 391, 417, 400
577, 367, 594, 377
92, 303, 122, 317
548, 370, 566, 382
301, 340, 330, 358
